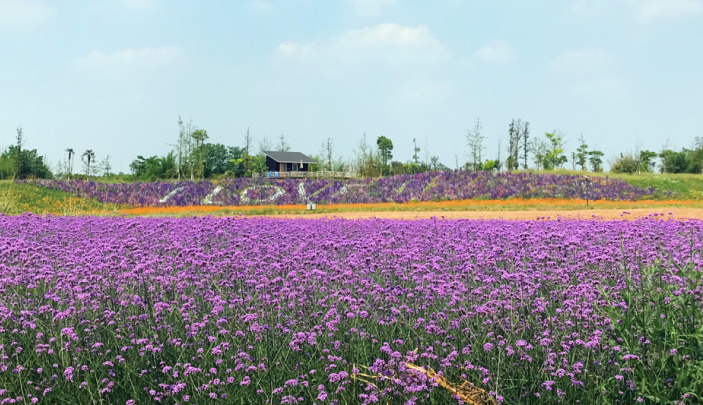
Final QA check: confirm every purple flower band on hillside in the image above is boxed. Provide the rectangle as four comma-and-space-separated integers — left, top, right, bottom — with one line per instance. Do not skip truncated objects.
25, 171, 654, 206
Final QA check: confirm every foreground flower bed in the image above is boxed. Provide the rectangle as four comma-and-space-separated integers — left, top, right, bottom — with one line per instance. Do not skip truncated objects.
29, 171, 654, 207
0, 215, 701, 404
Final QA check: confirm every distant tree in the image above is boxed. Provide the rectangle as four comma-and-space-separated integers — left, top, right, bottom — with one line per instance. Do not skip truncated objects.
202, 143, 229, 178
576, 135, 589, 171
506, 119, 523, 171
130, 153, 177, 180
529, 137, 547, 170
100, 155, 112, 177
588, 150, 604, 173
376, 136, 393, 174
390, 161, 406, 175
238, 128, 255, 177
65, 148, 75, 180
353, 134, 384, 177
191, 129, 209, 179
202, 143, 245, 178
354, 134, 371, 177
482, 160, 497, 171
412, 138, 421, 165
429, 156, 440, 171
496, 136, 503, 172
542, 131, 567, 170
277, 135, 291, 152
522, 122, 530, 169
258, 135, 273, 155
0, 146, 52, 179
3, 127, 51, 179
658, 146, 703, 174
639, 150, 658, 172
15, 127, 27, 177
466, 119, 484, 171
320, 138, 334, 171
82, 150, 95, 179
174, 117, 197, 181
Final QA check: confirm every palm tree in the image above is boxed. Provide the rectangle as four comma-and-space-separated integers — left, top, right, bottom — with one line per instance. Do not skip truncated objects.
65, 148, 74, 180
82, 150, 95, 179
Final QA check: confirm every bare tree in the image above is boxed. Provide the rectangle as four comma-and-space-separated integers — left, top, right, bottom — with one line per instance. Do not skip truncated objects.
354, 134, 371, 177
175, 117, 195, 181
530, 137, 548, 170
412, 138, 421, 165
244, 128, 252, 154
424, 136, 429, 168
466, 119, 484, 171
277, 135, 291, 152
320, 138, 333, 171
506, 119, 522, 171
101, 155, 112, 177
258, 135, 273, 155
496, 136, 503, 172
522, 121, 530, 169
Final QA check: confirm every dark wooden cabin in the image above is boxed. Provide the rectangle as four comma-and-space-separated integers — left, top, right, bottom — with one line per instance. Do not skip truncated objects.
263, 151, 317, 173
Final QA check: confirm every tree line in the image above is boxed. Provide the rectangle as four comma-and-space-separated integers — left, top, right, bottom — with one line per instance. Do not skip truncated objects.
2, 119, 703, 181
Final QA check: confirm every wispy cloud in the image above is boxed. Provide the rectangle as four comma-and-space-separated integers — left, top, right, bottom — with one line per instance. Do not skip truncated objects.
74, 46, 186, 78
548, 48, 628, 102
348, 0, 398, 16
0, 0, 54, 28
475, 41, 517, 65
276, 23, 448, 70
569, 0, 703, 20
249, 0, 275, 13
631, 0, 703, 20
548, 48, 612, 78
122, 0, 156, 9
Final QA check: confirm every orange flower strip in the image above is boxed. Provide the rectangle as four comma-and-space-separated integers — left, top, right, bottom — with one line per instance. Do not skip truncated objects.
113, 198, 698, 217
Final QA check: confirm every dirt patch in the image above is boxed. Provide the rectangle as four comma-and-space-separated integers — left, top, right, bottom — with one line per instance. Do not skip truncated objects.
256, 208, 703, 221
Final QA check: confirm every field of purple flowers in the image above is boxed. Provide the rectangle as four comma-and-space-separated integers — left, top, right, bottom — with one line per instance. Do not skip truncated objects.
0, 215, 701, 404
30, 171, 653, 207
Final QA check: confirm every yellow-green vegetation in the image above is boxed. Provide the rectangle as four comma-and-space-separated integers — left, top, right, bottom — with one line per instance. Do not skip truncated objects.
0, 181, 117, 215
516, 170, 703, 200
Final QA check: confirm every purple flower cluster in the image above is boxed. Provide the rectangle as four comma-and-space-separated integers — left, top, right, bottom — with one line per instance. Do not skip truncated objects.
28, 171, 653, 206
0, 214, 699, 404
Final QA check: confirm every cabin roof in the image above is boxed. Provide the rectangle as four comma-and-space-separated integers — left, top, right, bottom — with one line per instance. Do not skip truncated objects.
263, 151, 317, 164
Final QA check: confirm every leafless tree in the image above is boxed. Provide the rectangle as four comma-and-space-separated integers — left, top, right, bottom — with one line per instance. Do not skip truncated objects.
277, 135, 291, 152
466, 119, 484, 171
522, 121, 530, 169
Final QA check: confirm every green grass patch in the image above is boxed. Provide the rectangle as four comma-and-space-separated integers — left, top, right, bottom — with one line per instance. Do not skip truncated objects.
0, 181, 118, 215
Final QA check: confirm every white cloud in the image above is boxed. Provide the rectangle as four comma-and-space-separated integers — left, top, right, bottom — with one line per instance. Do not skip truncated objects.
548, 48, 627, 102
396, 81, 450, 103
0, 0, 54, 28
74, 46, 186, 75
631, 0, 703, 20
570, 0, 703, 20
249, 0, 275, 13
122, 0, 156, 8
349, 0, 397, 16
276, 23, 448, 70
548, 48, 612, 78
475, 41, 517, 65
277, 42, 316, 57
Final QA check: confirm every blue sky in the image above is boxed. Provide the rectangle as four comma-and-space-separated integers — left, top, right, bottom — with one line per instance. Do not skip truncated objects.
1, 0, 702, 172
